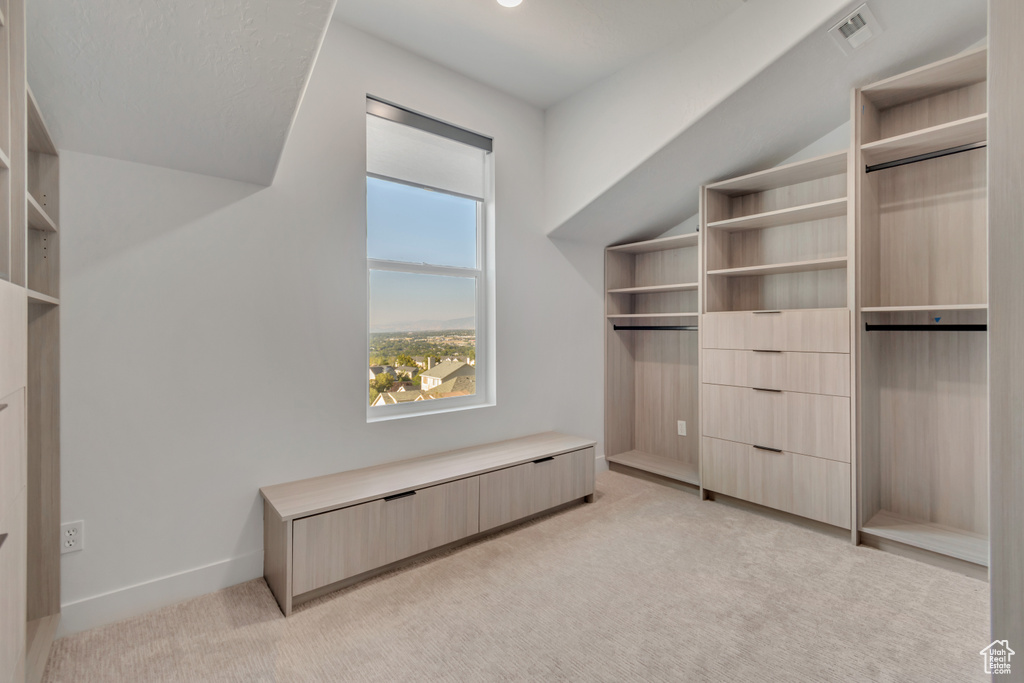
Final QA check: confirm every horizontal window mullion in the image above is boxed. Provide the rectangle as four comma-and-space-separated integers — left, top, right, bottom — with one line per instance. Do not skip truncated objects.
368, 260, 482, 278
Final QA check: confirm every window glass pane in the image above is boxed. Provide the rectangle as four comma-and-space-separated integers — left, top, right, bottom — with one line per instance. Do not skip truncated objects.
367, 177, 478, 269
368, 270, 477, 407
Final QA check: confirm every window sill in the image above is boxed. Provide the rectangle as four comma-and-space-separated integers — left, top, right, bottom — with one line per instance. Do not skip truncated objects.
366, 397, 496, 423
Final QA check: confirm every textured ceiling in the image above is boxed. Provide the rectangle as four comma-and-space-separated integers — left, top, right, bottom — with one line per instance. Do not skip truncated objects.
27, 0, 336, 185
333, 0, 746, 108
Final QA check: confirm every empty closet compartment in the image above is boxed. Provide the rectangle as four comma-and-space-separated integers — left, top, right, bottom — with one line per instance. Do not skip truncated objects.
604, 233, 700, 486
703, 151, 848, 313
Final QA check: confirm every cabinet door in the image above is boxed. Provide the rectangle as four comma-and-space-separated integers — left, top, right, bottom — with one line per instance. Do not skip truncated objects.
0, 282, 27, 402
383, 477, 480, 566
292, 500, 385, 595
479, 447, 594, 532
0, 392, 27, 683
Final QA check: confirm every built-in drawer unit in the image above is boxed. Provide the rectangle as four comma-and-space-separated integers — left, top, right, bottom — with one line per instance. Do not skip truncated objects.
703, 309, 850, 353
261, 432, 596, 616
480, 447, 594, 531
702, 437, 851, 529
703, 384, 851, 463
0, 391, 26, 515
703, 349, 850, 397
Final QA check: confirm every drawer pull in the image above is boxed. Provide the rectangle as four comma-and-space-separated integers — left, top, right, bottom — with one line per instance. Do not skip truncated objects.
0, 404, 7, 412
533, 456, 555, 464
752, 387, 782, 393
752, 349, 782, 353
752, 310, 782, 315
753, 445, 783, 453
383, 490, 417, 502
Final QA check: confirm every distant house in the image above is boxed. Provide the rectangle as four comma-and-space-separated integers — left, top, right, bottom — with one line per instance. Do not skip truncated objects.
395, 365, 419, 378
419, 375, 475, 399
371, 389, 427, 407
369, 365, 398, 382
418, 360, 475, 391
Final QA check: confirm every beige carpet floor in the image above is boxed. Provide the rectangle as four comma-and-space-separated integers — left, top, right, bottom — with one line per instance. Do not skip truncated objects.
44, 471, 989, 682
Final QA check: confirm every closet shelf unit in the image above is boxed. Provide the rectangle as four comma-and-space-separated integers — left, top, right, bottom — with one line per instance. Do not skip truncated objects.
605, 230, 702, 487
706, 196, 847, 231
855, 46, 989, 566
706, 256, 847, 278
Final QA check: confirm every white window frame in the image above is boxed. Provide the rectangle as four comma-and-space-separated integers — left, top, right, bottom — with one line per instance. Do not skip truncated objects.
365, 100, 494, 422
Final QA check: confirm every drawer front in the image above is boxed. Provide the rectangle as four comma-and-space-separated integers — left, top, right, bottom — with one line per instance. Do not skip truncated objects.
479, 447, 595, 532
703, 349, 850, 396
702, 437, 850, 529
0, 487, 27, 683
0, 282, 26, 403
0, 391, 26, 520
703, 309, 850, 353
703, 384, 850, 463
292, 499, 385, 595
382, 477, 480, 566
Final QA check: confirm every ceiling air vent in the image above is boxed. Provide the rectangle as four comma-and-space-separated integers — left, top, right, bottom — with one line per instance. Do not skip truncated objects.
829, 4, 881, 55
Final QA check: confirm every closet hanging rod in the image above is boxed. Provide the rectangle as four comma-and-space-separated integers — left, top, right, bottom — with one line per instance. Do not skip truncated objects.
865, 141, 986, 174
865, 323, 987, 332
613, 325, 698, 331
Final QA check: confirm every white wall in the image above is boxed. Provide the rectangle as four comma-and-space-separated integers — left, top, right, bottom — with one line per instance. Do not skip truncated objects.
542, 0, 852, 234
59, 21, 605, 634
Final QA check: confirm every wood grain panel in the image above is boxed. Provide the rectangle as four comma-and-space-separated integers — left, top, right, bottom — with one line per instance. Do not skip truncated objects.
262, 501, 291, 615
479, 448, 593, 532
0, 487, 26, 683
702, 437, 850, 528
875, 81, 986, 142
990, 0, 1024, 653
633, 329, 699, 474
703, 309, 850, 353
292, 500, 385, 596
479, 461, 533, 532
702, 349, 850, 397
0, 389, 25, 528
383, 477, 479, 565
703, 383, 850, 463
0, 280, 26, 401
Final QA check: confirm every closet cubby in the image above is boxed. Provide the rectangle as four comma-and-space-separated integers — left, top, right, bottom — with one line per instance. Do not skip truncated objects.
26, 86, 59, 302
702, 151, 850, 313
856, 47, 989, 566
605, 231, 701, 486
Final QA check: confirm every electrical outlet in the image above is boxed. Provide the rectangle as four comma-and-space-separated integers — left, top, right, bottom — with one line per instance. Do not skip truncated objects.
61, 520, 84, 554
677, 420, 687, 436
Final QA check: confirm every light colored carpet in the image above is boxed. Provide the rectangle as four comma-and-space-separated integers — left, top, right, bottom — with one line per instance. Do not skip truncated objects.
44, 471, 989, 682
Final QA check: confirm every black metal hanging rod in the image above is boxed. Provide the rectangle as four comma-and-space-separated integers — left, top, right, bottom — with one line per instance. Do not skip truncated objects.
865, 323, 987, 332
613, 325, 698, 331
865, 141, 986, 174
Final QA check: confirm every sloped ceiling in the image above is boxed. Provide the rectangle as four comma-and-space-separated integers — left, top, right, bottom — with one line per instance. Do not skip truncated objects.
548, 0, 988, 245
26, 0, 336, 185
332, 0, 746, 109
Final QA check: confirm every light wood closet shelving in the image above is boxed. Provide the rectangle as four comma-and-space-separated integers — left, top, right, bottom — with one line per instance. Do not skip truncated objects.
855, 47, 989, 566
0, 0, 61, 679
605, 231, 702, 487
699, 151, 855, 531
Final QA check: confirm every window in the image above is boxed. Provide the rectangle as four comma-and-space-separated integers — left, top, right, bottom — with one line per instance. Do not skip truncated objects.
366, 98, 493, 419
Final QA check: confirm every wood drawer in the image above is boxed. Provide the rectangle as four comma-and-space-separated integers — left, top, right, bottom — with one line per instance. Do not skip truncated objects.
0, 390, 25, 515
0, 282, 26, 402
292, 477, 480, 595
703, 383, 850, 462
702, 437, 851, 529
382, 477, 479, 566
479, 447, 595, 532
0, 487, 27, 683
703, 309, 850, 353
702, 349, 850, 396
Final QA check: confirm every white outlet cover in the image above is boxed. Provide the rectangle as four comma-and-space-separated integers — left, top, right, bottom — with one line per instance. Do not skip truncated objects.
677, 421, 687, 436
60, 520, 85, 554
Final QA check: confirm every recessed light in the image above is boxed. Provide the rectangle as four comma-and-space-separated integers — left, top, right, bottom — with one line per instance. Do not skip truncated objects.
497, 0, 522, 7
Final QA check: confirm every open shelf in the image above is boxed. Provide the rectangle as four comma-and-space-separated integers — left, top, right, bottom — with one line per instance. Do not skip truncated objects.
707, 150, 847, 195
607, 312, 698, 320
862, 304, 987, 313
607, 282, 698, 295
707, 197, 847, 232
607, 232, 698, 253
607, 450, 699, 486
27, 86, 58, 156
861, 47, 987, 110
27, 194, 57, 233
27, 290, 59, 306
707, 256, 847, 278
862, 510, 988, 566
862, 114, 987, 167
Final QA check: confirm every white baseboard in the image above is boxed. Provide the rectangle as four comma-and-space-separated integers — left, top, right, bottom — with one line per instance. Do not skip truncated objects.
58, 550, 264, 638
